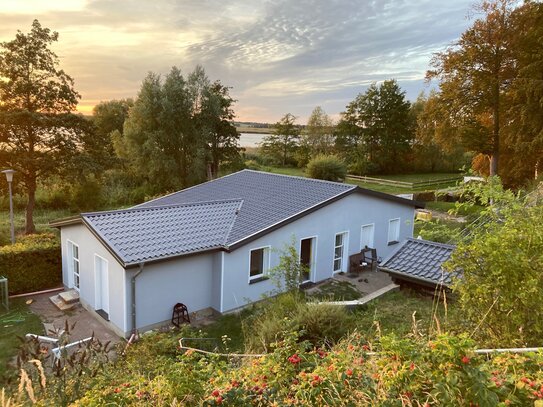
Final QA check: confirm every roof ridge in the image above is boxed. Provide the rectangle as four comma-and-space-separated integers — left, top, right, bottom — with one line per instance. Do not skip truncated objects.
222, 200, 243, 246
131, 171, 246, 209
83, 198, 244, 217
242, 169, 355, 189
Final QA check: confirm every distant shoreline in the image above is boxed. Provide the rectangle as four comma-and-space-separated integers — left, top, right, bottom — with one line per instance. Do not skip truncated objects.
235, 126, 273, 134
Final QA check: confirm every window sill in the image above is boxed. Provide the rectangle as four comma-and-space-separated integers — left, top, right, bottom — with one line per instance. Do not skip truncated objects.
387, 240, 400, 246
249, 276, 269, 285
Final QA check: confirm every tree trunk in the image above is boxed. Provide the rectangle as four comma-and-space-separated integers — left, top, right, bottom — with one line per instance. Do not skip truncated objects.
25, 180, 36, 234
490, 82, 500, 176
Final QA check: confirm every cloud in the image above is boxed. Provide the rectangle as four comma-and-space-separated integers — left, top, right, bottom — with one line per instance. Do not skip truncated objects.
0, 0, 473, 121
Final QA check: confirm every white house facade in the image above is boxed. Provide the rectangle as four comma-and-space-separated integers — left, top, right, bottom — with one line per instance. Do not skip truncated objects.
52, 170, 423, 337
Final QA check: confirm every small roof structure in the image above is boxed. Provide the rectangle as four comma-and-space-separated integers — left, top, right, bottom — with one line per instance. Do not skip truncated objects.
378, 238, 457, 288
51, 170, 424, 267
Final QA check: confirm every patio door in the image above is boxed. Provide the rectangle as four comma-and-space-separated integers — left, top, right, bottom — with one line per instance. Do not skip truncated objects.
361, 224, 375, 249
300, 237, 316, 282
94, 255, 109, 319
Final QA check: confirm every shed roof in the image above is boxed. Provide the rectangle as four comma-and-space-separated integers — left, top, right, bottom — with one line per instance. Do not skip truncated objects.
379, 238, 456, 287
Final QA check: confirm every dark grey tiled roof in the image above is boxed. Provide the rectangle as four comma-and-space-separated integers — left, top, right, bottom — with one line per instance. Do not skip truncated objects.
136, 170, 356, 245
83, 200, 242, 265
379, 238, 456, 287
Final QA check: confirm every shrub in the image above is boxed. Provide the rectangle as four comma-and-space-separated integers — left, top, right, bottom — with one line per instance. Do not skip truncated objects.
306, 155, 347, 181
243, 294, 354, 352
0, 233, 61, 295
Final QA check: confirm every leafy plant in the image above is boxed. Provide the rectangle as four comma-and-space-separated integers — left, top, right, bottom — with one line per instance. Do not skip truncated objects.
306, 154, 347, 181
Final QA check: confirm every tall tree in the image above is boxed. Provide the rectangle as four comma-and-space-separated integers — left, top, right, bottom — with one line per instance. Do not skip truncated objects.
199, 81, 241, 178
261, 113, 300, 166
303, 106, 334, 157
117, 66, 240, 194
427, 0, 517, 176
505, 2, 543, 181
336, 80, 413, 174
0, 20, 88, 233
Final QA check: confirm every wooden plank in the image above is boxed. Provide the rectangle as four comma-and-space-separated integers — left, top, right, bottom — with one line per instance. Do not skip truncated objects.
316, 283, 400, 306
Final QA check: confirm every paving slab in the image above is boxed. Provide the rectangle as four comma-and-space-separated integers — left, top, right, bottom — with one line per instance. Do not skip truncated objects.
27, 292, 121, 346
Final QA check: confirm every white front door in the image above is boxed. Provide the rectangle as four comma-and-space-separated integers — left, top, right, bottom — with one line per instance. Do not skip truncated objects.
361, 224, 375, 249
94, 255, 109, 315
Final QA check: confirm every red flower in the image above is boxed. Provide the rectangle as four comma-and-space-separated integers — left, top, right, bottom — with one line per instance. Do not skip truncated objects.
113, 388, 121, 393
461, 356, 471, 364
346, 369, 353, 376
292, 378, 299, 385
215, 396, 223, 405
122, 382, 131, 388
288, 354, 302, 364
410, 362, 415, 371
362, 345, 370, 351
212, 389, 220, 397
231, 380, 239, 388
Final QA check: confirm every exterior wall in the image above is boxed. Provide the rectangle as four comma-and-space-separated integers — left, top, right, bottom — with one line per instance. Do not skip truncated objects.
125, 253, 217, 334
221, 193, 415, 312
60, 224, 126, 336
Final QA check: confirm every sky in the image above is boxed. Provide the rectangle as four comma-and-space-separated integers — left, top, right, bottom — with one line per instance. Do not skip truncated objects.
0, 0, 475, 123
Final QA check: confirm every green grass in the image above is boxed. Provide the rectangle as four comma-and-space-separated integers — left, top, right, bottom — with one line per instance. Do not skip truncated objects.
0, 208, 73, 246
353, 289, 464, 339
0, 298, 43, 382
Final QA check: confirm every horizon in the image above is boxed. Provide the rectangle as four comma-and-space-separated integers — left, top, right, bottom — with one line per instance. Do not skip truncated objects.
0, 0, 474, 123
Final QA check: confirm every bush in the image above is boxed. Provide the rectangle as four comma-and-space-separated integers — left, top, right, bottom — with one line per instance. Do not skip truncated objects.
243, 293, 354, 352
306, 155, 347, 181
0, 233, 61, 295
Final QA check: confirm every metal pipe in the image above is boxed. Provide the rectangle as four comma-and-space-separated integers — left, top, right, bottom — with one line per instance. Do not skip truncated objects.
25, 334, 59, 344
7, 180, 14, 244
52, 337, 93, 359
131, 263, 145, 335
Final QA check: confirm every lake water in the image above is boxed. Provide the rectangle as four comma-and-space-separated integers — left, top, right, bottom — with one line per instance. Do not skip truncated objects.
239, 132, 266, 147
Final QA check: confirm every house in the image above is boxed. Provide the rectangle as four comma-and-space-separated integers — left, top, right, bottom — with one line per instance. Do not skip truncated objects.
378, 238, 456, 288
51, 170, 424, 337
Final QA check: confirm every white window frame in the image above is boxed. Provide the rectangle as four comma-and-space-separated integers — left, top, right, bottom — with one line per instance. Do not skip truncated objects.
360, 223, 375, 249
333, 231, 349, 274
67, 240, 80, 291
248, 246, 271, 282
388, 218, 401, 245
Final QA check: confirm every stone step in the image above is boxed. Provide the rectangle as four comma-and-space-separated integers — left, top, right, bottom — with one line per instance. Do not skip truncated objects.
49, 294, 78, 311
59, 289, 79, 304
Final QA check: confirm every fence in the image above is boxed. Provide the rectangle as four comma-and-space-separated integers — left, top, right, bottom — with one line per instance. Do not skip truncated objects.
346, 175, 462, 189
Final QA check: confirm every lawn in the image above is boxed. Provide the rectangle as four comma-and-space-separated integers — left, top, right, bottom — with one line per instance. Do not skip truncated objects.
259, 166, 463, 195
352, 289, 463, 339
0, 298, 43, 383
0, 208, 73, 245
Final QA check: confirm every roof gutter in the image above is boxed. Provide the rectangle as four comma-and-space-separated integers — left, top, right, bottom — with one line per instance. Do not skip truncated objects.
379, 266, 450, 289
131, 263, 145, 337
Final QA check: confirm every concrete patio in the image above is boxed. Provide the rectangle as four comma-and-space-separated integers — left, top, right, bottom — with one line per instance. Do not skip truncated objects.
27, 291, 122, 346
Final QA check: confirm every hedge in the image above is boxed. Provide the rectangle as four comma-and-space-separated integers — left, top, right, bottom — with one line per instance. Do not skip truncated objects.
0, 233, 62, 295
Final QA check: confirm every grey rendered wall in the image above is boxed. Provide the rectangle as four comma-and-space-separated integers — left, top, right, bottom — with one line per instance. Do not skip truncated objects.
125, 253, 216, 333
60, 224, 126, 336
221, 193, 415, 312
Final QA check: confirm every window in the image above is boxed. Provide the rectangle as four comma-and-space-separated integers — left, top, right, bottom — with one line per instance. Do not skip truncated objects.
333, 232, 347, 272
388, 218, 400, 244
249, 247, 269, 281
360, 224, 375, 249
67, 241, 80, 290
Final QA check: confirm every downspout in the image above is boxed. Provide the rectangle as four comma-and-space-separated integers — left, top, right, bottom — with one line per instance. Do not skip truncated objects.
131, 263, 145, 337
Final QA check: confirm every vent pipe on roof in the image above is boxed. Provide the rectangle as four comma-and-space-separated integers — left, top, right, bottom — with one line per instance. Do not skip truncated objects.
131, 263, 145, 338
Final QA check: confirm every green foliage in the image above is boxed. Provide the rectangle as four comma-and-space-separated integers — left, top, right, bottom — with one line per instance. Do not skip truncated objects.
335, 80, 414, 174
267, 239, 309, 294
306, 154, 347, 181
298, 106, 334, 165
415, 219, 462, 244
261, 113, 300, 166
0, 233, 61, 294
447, 204, 543, 347
116, 66, 240, 195
242, 293, 354, 352
0, 20, 91, 233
